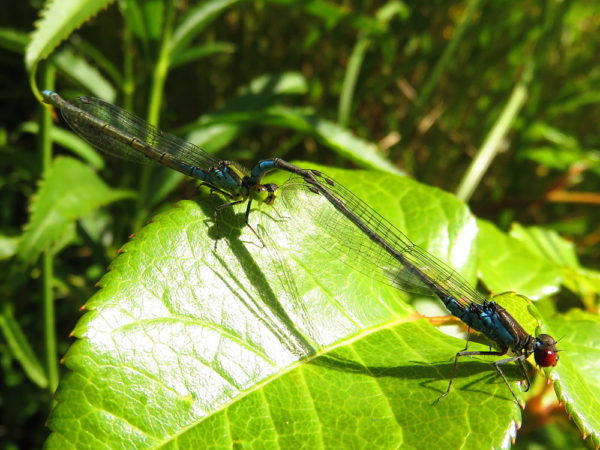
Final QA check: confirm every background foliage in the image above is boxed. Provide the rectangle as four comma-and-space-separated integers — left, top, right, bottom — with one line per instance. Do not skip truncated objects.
0, 0, 598, 448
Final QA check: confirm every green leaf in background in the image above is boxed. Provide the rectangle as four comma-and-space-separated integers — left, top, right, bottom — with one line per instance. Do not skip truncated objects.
519, 146, 600, 173
0, 27, 28, 53
476, 219, 562, 299
520, 121, 600, 174
0, 304, 48, 388
509, 224, 600, 306
181, 71, 401, 174
17, 157, 134, 265
52, 48, 117, 102
26, 0, 116, 96
183, 71, 310, 152
192, 104, 403, 175
45, 166, 571, 448
170, 41, 235, 69
0, 234, 19, 260
261, 0, 384, 34
170, 0, 241, 59
18, 121, 105, 169
261, 106, 403, 174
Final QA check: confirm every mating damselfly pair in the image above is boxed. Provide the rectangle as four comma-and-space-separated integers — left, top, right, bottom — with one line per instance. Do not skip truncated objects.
42, 90, 559, 406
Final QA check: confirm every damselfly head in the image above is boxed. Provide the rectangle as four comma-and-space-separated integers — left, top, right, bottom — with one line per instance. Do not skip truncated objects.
534, 334, 559, 367
252, 183, 279, 205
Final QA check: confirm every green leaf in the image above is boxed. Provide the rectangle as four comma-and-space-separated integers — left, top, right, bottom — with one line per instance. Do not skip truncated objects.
26, 0, 115, 92
181, 70, 399, 175
170, 0, 240, 59
260, 0, 384, 34
547, 310, 600, 447
138, 0, 164, 42
17, 157, 134, 265
46, 166, 563, 448
18, 121, 105, 169
170, 41, 235, 68
52, 48, 117, 102
519, 146, 600, 173
509, 224, 600, 301
0, 303, 48, 388
0, 233, 19, 260
183, 71, 310, 152
189, 103, 403, 175
524, 121, 580, 148
0, 27, 28, 53
519, 121, 600, 174
118, 0, 148, 45
262, 106, 403, 174
476, 219, 562, 299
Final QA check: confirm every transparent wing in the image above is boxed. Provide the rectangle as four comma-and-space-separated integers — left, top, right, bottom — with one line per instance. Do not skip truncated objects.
279, 172, 486, 306
60, 96, 222, 169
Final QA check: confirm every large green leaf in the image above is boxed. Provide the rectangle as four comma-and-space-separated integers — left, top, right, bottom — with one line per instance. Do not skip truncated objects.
46, 166, 568, 448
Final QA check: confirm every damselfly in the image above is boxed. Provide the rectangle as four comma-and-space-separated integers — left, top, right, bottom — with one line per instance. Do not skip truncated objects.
276, 169, 559, 406
42, 91, 306, 231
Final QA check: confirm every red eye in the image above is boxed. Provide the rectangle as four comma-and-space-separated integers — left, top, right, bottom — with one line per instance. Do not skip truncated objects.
534, 334, 559, 367
534, 348, 559, 367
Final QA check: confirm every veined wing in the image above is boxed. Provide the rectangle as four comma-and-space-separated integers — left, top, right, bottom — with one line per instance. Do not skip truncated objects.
280, 172, 487, 307
59, 94, 223, 170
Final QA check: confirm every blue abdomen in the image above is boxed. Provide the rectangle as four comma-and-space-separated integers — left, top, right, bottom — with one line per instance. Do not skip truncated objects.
442, 298, 518, 350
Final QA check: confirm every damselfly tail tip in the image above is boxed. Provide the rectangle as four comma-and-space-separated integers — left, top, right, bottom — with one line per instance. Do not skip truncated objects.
41, 90, 55, 102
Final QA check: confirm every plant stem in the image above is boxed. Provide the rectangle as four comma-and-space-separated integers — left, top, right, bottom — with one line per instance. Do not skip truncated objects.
133, 1, 176, 231
38, 64, 59, 401
455, 63, 532, 202
338, 37, 370, 127
414, 0, 480, 113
